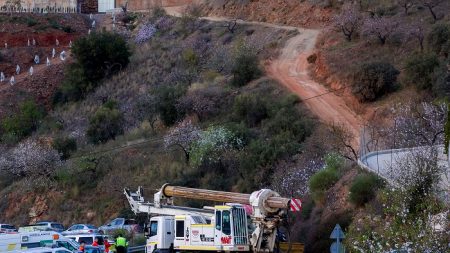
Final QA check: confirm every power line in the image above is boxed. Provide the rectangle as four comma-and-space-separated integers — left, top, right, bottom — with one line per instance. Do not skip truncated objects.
67, 55, 446, 159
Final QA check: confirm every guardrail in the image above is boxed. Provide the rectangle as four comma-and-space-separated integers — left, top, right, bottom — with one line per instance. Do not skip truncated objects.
128, 245, 145, 253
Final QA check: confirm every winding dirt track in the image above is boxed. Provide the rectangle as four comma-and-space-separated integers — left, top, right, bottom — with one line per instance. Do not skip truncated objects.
165, 4, 362, 145
266, 28, 361, 142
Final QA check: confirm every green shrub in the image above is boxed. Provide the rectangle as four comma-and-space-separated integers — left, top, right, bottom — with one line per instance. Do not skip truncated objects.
153, 85, 187, 126
63, 26, 74, 33
352, 61, 399, 102
427, 24, 450, 55
349, 174, 384, 206
55, 32, 131, 103
26, 17, 38, 27
52, 136, 77, 159
403, 53, 440, 90
301, 198, 315, 220
231, 51, 261, 86
432, 61, 450, 97
308, 153, 345, 203
87, 103, 124, 144
130, 235, 147, 246
110, 229, 130, 240
309, 169, 339, 194
233, 94, 268, 127
1, 100, 45, 142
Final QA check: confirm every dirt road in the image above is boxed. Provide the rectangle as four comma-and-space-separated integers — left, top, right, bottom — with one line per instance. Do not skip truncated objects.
266, 29, 361, 143
163, 3, 362, 146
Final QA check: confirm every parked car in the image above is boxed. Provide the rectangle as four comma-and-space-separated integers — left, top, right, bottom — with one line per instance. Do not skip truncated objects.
98, 218, 140, 235
0, 224, 17, 233
33, 222, 65, 233
64, 233, 105, 251
62, 224, 99, 236
84, 246, 102, 253
7, 247, 72, 253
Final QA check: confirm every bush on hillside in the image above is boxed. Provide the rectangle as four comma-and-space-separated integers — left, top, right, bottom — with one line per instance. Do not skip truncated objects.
308, 153, 345, 203
52, 136, 77, 159
87, 102, 124, 144
233, 94, 268, 127
55, 32, 131, 103
432, 61, 450, 97
427, 24, 450, 55
1, 100, 45, 142
231, 51, 261, 87
349, 173, 384, 206
352, 61, 399, 102
153, 85, 187, 126
403, 53, 440, 90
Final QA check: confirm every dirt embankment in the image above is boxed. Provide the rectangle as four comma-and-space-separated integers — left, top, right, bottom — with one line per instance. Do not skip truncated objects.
0, 13, 89, 117
201, 0, 334, 29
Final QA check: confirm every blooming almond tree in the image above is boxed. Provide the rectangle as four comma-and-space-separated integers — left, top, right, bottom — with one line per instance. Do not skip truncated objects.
190, 126, 243, 167
135, 23, 157, 44
164, 119, 201, 162
0, 139, 62, 178
362, 16, 399, 45
333, 5, 361, 41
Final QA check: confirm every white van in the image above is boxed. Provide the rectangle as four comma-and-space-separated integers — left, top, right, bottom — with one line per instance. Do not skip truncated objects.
64, 234, 104, 251
0, 232, 79, 252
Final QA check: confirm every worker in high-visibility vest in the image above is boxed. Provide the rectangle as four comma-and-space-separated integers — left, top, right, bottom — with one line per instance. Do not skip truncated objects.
115, 234, 128, 253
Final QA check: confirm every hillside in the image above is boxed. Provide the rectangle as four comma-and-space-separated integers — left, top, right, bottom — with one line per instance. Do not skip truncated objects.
0, 1, 450, 252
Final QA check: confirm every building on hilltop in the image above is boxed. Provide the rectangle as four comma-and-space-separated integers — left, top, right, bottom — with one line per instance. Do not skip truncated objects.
0, 0, 192, 14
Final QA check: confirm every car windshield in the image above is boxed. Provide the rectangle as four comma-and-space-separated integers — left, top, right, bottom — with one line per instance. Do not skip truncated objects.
87, 225, 97, 229
51, 224, 64, 229
79, 237, 93, 244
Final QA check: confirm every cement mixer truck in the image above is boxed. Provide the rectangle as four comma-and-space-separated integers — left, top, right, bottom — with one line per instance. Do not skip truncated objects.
124, 184, 302, 253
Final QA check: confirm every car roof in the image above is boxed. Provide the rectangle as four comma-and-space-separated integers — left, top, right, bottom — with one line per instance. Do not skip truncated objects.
66, 233, 104, 237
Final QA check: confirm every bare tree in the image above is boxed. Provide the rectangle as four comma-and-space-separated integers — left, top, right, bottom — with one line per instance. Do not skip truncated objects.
225, 20, 237, 33
177, 86, 228, 121
362, 16, 399, 45
398, 0, 416, 15
164, 119, 201, 162
329, 124, 358, 161
420, 0, 445, 21
405, 22, 426, 51
333, 5, 361, 41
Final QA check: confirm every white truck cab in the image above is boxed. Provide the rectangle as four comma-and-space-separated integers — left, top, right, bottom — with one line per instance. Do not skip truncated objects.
145, 205, 249, 253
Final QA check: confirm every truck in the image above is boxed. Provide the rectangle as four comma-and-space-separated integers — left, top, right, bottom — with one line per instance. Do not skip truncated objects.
124, 184, 303, 253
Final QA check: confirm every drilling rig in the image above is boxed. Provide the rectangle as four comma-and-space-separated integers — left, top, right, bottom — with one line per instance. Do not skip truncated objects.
124, 184, 302, 253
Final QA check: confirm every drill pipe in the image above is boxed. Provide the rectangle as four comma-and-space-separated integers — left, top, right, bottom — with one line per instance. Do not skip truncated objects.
162, 185, 290, 209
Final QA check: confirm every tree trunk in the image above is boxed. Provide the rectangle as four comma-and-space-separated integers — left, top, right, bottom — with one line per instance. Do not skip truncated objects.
426, 5, 437, 21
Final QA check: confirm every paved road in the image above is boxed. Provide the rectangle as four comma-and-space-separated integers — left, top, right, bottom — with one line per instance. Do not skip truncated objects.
359, 146, 450, 199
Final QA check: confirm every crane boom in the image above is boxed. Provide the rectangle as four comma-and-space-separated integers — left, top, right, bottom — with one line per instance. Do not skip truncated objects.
162, 185, 291, 209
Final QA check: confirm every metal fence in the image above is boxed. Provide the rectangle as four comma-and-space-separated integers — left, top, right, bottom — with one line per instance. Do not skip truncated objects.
128, 245, 145, 253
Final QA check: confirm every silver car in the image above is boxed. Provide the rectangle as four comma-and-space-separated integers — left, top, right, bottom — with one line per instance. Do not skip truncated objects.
62, 224, 99, 235
34, 221, 65, 232
0, 224, 17, 233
